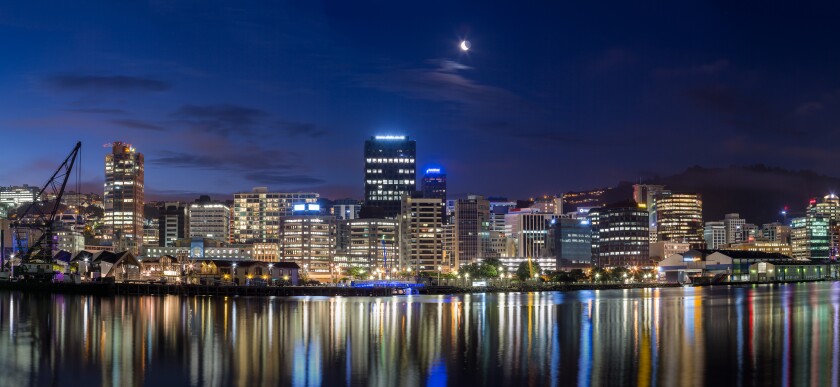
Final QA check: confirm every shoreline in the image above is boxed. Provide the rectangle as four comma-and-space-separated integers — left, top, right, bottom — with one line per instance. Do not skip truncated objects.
0, 279, 834, 297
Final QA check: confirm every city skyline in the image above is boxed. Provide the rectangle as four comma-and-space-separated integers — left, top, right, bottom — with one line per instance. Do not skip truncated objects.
3, 2, 840, 200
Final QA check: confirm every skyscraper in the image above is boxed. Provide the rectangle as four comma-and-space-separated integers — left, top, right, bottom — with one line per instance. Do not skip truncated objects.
454, 195, 490, 267
591, 201, 650, 267
653, 192, 703, 247
421, 168, 446, 200
399, 194, 445, 271
104, 141, 144, 254
364, 135, 416, 218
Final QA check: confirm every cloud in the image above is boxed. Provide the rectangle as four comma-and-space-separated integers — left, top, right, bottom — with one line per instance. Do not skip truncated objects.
45, 74, 171, 92
149, 149, 295, 171
654, 59, 729, 77
172, 104, 267, 136
111, 119, 167, 131
63, 108, 127, 114
243, 172, 324, 185
362, 59, 580, 144
273, 120, 327, 138
362, 59, 523, 109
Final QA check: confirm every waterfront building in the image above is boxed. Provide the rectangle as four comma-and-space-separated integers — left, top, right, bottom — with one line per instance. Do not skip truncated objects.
142, 219, 159, 247
807, 194, 840, 259
364, 135, 416, 218
399, 194, 445, 272
55, 230, 84, 255
158, 202, 189, 247
591, 201, 650, 267
232, 187, 318, 243
549, 217, 592, 267
726, 240, 793, 256
649, 241, 691, 262
454, 195, 490, 267
704, 221, 727, 249
659, 249, 800, 283
497, 256, 557, 274
189, 196, 230, 242
335, 218, 399, 272
653, 192, 703, 247
504, 209, 556, 260
103, 141, 144, 255
279, 214, 336, 282
791, 216, 830, 260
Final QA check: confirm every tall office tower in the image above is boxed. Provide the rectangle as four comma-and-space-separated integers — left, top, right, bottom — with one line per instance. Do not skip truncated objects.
592, 201, 650, 267
421, 168, 446, 200
189, 196, 230, 242
364, 135, 416, 218
399, 194, 445, 271
806, 194, 840, 259
454, 195, 490, 267
335, 218, 399, 272
761, 222, 791, 243
158, 202, 189, 247
331, 199, 362, 220
791, 216, 830, 260
550, 218, 592, 267
723, 213, 746, 244
104, 141, 144, 254
279, 210, 336, 282
504, 209, 556, 259
704, 221, 727, 249
232, 187, 319, 243
653, 192, 703, 247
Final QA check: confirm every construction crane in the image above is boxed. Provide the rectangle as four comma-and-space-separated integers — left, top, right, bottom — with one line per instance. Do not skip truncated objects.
11, 141, 82, 266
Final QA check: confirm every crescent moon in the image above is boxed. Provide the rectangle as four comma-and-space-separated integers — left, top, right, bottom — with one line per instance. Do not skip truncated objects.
460, 40, 470, 51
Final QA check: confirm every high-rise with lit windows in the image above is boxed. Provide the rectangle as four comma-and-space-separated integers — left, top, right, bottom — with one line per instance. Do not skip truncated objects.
104, 141, 144, 254
232, 187, 318, 244
652, 192, 703, 247
364, 135, 416, 218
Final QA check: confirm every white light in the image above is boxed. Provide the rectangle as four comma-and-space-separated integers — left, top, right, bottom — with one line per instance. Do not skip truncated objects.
460, 40, 470, 51
374, 135, 406, 140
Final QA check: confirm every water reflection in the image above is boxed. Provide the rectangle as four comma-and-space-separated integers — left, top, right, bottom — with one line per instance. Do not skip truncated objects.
1, 283, 840, 386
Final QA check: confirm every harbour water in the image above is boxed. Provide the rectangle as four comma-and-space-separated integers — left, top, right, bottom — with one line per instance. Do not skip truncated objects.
1, 282, 839, 386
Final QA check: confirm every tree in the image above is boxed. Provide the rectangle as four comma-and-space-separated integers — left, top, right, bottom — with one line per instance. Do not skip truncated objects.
516, 261, 542, 281
346, 266, 367, 279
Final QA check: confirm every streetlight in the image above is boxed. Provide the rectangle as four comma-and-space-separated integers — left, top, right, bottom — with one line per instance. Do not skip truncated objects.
437, 265, 442, 286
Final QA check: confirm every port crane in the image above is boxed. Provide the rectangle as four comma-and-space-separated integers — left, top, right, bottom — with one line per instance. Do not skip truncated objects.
11, 142, 82, 266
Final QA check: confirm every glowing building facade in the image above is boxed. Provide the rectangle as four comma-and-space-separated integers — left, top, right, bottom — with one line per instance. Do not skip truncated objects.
364, 136, 416, 218
653, 193, 703, 247
104, 141, 144, 254
232, 187, 318, 244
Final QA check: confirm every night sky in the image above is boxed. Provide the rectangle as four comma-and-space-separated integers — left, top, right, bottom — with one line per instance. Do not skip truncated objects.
2, 1, 840, 200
